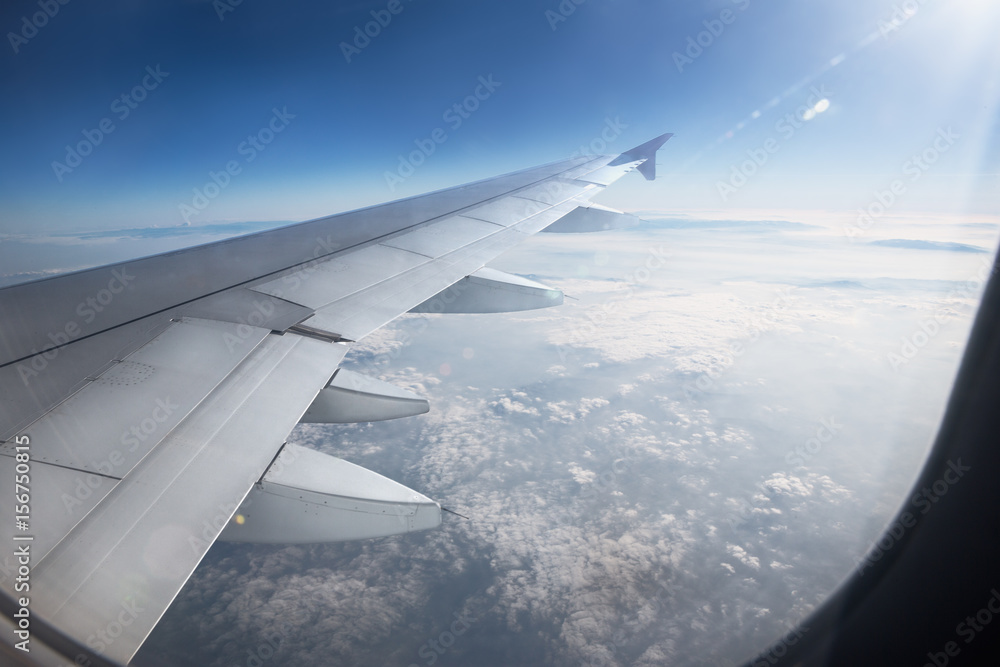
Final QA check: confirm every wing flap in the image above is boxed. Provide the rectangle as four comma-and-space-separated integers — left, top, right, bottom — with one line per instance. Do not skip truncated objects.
29, 332, 346, 664
0, 133, 674, 663
0, 316, 174, 443
0, 319, 272, 565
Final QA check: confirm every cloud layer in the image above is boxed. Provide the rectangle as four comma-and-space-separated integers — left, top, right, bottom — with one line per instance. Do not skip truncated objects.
141, 215, 991, 666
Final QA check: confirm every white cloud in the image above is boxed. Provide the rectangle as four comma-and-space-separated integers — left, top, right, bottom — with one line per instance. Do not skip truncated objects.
726, 544, 761, 570
149, 214, 980, 667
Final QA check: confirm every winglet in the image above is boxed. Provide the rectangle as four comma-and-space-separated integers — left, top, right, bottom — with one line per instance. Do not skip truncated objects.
610, 132, 673, 180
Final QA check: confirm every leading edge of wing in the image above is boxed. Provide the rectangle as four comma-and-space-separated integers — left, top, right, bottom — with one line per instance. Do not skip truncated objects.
0, 130, 673, 664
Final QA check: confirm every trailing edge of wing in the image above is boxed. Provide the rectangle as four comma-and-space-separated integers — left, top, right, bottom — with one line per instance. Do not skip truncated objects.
0, 132, 674, 664
28, 331, 347, 664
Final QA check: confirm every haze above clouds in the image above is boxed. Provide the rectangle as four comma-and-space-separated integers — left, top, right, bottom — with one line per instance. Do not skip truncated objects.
139, 212, 994, 666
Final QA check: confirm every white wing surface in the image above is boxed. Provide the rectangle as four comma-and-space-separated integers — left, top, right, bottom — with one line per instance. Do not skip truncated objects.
0, 133, 671, 664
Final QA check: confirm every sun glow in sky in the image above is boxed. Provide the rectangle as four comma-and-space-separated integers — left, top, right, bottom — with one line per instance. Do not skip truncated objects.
3, 3, 1000, 666
1, 0, 997, 242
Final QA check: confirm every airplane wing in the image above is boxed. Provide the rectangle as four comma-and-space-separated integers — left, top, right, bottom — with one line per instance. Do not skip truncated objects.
0, 132, 672, 665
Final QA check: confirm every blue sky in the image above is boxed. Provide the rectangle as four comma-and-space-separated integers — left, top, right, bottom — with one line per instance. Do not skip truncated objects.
2, 3, 998, 664
1, 0, 998, 234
